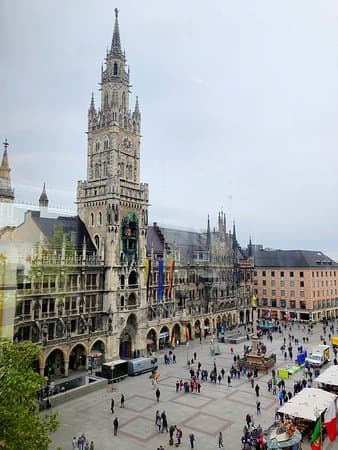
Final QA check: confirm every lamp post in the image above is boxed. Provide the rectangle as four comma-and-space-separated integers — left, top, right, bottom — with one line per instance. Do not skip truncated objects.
186, 341, 189, 365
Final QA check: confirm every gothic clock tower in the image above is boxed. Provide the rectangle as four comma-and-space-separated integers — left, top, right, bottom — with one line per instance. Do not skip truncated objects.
77, 9, 149, 358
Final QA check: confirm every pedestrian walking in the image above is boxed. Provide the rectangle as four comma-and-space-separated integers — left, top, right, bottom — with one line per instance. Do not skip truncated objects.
227, 375, 231, 387
111, 398, 114, 414
189, 432, 195, 448
256, 400, 261, 414
89, 442, 94, 450
113, 417, 118, 436
156, 387, 161, 402
255, 384, 260, 397
218, 431, 224, 448
120, 394, 125, 408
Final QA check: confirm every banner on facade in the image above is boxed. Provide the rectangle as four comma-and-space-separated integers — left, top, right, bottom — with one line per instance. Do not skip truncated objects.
168, 259, 175, 298
157, 259, 164, 302
145, 259, 151, 301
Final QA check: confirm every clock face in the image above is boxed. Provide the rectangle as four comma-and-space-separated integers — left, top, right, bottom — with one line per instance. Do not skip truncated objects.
122, 137, 132, 150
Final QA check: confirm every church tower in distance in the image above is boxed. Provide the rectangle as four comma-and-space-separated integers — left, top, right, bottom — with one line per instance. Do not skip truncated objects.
77, 9, 149, 358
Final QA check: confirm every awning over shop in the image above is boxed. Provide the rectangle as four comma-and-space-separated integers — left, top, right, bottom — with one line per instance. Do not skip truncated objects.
159, 332, 169, 339
315, 365, 338, 387
277, 388, 337, 421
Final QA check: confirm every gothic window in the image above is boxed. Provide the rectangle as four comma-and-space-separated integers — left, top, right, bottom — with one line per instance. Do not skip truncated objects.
90, 213, 94, 227
124, 116, 127, 129
122, 92, 126, 107
128, 271, 138, 287
103, 161, 108, 177
104, 139, 109, 150
95, 164, 100, 178
95, 142, 100, 152
98, 212, 102, 226
121, 275, 125, 288
94, 235, 100, 250
113, 62, 118, 76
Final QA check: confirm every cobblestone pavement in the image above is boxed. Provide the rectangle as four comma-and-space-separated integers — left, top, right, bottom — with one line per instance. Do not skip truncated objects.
48, 320, 337, 450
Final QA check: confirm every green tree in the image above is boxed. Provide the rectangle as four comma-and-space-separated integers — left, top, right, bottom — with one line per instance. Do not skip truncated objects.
0, 338, 59, 449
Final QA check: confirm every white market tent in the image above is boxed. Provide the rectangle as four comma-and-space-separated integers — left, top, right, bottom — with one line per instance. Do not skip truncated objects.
277, 388, 337, 421
315, 365, 338, 387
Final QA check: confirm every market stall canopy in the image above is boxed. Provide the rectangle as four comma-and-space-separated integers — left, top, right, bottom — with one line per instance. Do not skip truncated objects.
315, 365, 338, 387
277, 388, 337, 421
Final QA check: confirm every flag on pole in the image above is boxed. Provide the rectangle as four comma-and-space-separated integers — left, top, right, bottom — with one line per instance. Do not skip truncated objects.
311, 418, 321, 450
185, 326, 190, 341
145, 259, 151, 301
324, 401, 337, 442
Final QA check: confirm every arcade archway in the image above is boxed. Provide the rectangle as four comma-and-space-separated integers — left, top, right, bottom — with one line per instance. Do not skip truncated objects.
119, 313, 138, 358
194, 320, 201, 338
159, 326, 170, 350
44, 348, 65, 378
146, 328, 157, 353
171, 323, 181, 345
69, 344, 87, 372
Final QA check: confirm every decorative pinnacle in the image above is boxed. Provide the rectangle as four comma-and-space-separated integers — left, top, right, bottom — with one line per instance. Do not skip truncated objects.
115, 8, 119, 19
3, 139, 9, 151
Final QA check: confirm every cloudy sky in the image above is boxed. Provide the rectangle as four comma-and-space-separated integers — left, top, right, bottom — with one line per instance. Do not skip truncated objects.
1, 1, 338, 256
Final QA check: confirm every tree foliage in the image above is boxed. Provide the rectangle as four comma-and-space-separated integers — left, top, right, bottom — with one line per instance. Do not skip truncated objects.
0, 338, 59, 449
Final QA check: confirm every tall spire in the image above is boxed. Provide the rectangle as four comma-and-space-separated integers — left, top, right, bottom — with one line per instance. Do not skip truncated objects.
111, 8, 122, 55
0, 139, 14, 202
39, 182, 49, 208
232, 221, 237, 250
206, 214, 211, 250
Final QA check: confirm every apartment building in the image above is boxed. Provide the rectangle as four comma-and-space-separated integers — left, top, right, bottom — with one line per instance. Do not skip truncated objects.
252, 249, 338, 322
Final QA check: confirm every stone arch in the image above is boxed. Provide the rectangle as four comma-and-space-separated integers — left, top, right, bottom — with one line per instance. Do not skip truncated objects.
90, 339, 105, 356
186, 323, 192, 341
43, 347, 66, 378
159, 326, 170, 350
69, 343, 87, 372
128, 270, 138, 287
194, 320, 201, 338
246, 309, 251, 323
146, 328, 157, 353
119, 313, 138, 358
127, 292, 137, 307
171, 323, 181, 345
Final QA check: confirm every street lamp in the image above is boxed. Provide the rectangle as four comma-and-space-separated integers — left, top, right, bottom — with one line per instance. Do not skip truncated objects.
186, 341, 190, 365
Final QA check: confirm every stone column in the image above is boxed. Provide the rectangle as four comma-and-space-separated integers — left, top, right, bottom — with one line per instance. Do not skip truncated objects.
64, 360, 69, 376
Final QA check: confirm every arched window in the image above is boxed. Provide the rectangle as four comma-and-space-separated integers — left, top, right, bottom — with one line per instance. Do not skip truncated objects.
121, 275, 125, 288
113, 62, 118, 76
98, 212, 102, 225
95, 142, 100, 152
103, 161, 107, 177
90, 213, 94, 227
95, 164, 100, 178
104, 139, 109, 150
94, 235, 100, 250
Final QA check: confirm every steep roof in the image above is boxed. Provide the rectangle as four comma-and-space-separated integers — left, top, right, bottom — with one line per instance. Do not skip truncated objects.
29, 211, 96, 251
253, 249, 338, 268
146, 223, 208, 262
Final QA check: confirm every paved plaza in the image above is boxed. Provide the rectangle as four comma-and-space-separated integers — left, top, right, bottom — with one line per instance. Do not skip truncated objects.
48, 321, 337, 450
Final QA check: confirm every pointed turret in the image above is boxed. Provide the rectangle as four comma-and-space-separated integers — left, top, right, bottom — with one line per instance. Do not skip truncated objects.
88, 92, 96, 116
206, 214, 211, 250
0, 139, 15, 203
248, 236, 253, 257
232, 221, 238, 250
111, 8, 122, 55
39, 183, 49, 208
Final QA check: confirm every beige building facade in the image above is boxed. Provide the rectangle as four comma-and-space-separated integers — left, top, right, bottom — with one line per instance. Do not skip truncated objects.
252, 248, 338, 322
